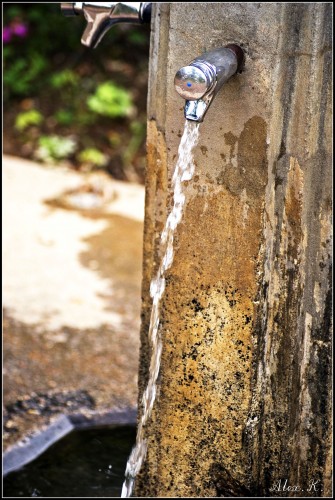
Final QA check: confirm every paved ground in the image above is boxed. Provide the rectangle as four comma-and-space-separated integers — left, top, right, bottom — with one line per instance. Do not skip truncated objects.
3, 156, 145, 451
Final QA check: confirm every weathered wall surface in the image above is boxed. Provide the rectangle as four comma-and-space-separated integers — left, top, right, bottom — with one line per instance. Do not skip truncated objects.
136, 3, 332, 497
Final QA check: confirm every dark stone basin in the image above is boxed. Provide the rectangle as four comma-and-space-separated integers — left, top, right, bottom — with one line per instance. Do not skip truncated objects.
3, 410, 136, 498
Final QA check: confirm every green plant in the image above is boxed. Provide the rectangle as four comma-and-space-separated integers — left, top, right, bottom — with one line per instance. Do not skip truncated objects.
36, 135, 77, 163
77, 148, 108, 169
50, 69, 79, 89
87, 82, 134, 119
53, 109, 75, 126
15, 109, 43, 131
4, 50, 47, 97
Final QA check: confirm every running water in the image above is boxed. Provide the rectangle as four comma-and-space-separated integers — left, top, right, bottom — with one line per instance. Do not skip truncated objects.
121, 120, 200, 498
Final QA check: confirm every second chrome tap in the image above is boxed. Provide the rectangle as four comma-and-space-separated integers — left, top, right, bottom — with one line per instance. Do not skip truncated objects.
174, 44, 245, 122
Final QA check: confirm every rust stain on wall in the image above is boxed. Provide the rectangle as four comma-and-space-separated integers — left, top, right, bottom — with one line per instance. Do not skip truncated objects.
218, 117, 268, 202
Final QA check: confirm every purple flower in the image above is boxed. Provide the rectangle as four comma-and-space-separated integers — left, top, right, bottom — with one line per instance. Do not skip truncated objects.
3, 26, 12, 44
12, 22, 28, 38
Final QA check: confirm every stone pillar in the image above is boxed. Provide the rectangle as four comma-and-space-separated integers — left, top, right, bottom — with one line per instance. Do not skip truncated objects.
136, 3, 332, 496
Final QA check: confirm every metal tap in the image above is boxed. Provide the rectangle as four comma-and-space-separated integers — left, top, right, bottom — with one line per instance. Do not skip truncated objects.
61, 2, 152, 48
174, 44, 244, 122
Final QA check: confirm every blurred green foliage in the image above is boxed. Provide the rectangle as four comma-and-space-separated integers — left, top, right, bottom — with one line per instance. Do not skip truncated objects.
3, 51, 47, 96
36, 135, 77, 163
87, 82, 134, 118
15, 109, 43, 131
50, 69, 80, 89
3, 3, 150, 182
53, 109, 76, 126
77, 148, 108, 169
3, 4, 82, 99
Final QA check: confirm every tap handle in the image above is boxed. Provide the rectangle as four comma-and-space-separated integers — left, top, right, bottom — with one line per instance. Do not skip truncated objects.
61, 2, 151, 48
81, 4, 117, 49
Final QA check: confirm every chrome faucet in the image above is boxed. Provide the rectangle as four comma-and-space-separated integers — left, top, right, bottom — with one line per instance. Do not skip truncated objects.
61, 2, 152, 48
174, 44, 244, 122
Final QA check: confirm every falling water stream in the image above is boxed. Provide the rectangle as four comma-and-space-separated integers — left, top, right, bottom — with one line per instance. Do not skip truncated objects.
121, 120, 200, 497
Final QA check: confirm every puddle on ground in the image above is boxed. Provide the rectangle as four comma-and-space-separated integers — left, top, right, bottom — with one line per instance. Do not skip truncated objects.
78, 213, 143, 320
3, 425, 136, 497
44, 179, 117, 212
44, 188, 144, 322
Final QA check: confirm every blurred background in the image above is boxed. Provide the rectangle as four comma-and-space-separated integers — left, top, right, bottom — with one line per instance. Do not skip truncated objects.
3, 3, 150, 182
3, 2, 150, 463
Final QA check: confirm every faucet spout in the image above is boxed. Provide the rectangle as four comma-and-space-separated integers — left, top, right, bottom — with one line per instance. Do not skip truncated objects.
184, 94, 215, 122
61, 2, 151, 48
174, 44, 244, 122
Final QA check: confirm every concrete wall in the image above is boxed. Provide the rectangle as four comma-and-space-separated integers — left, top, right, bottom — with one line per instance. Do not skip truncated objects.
136, 3, 332, 496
